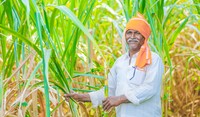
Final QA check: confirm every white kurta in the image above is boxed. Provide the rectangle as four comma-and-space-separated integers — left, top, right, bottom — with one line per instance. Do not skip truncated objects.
89, 52, 164, 117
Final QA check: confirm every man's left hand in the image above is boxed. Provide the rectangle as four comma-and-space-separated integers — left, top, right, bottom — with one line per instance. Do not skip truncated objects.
102, 96, 123, 111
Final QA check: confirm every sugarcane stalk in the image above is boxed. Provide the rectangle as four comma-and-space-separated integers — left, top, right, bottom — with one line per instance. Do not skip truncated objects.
103, 80, 108, 117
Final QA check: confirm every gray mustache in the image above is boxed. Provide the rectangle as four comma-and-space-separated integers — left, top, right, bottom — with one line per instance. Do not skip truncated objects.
127, 38, 139, 43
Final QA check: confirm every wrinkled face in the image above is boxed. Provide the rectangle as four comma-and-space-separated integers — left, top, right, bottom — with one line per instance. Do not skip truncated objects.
125, 29, 145, 51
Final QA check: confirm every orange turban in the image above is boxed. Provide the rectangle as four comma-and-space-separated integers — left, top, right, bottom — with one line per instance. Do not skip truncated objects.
125, 13, 152, 68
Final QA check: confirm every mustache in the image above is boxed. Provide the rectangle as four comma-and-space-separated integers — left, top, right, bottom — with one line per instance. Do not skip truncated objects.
127, 38, 139, 43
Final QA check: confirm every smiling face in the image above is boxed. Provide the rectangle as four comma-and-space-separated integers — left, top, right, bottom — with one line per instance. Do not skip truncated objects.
125, 29, 145, 52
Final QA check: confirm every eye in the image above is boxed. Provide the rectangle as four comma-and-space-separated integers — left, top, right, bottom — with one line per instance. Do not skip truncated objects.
135, 31, 140, 34
126, 31, 132, 34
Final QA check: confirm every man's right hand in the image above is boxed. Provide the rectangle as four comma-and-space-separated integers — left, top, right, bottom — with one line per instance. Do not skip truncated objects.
64, 92, 91, 102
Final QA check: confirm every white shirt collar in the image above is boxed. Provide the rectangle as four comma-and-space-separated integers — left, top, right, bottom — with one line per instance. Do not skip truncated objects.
124, 51, 139, 59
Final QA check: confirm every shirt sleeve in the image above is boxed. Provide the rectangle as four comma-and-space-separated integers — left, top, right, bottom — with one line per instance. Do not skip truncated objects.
88, 88, 104, 107
89, 61, 117, 107
108, 62, 117, 96
124, 55, 164, 105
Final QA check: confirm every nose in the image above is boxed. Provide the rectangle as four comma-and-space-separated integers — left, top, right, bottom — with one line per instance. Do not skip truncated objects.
130, 33, 135, 38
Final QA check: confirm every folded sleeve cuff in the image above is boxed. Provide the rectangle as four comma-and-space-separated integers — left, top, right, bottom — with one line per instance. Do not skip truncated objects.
125, 91, 140, 105
89, 88, 104, 108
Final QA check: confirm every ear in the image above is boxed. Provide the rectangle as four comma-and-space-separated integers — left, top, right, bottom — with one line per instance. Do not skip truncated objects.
140, 38, 145, 46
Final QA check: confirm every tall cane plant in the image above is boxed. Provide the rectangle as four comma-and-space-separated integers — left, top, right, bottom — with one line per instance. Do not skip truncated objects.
0, 0, 199, 116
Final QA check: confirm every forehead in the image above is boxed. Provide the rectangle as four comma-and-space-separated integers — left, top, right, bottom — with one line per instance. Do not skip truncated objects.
126, 29, 140, 33
125, 29, 145, 39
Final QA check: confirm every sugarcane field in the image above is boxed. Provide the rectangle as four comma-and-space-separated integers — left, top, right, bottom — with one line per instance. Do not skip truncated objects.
0, 0, 199, 117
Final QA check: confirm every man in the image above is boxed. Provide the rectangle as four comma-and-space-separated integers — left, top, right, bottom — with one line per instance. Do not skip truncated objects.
65, 13, 164, 117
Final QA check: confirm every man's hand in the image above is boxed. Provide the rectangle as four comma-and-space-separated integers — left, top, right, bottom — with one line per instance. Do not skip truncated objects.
64, 92, 91, 102
102, 95, 129, 111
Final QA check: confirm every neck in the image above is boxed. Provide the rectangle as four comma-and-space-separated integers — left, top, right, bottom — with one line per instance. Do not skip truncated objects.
129, 50, 139, 57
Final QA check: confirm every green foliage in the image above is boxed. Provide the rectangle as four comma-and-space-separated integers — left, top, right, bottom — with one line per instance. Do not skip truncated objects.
0, 0, 199, 116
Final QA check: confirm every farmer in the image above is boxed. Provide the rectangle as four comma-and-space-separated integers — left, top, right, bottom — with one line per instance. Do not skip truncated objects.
65, 13, 164, 117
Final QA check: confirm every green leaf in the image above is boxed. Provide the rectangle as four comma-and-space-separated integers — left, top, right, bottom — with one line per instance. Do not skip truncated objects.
168, 17, 189, 48
73, 73, 104, 79
21, 101, 28, 107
